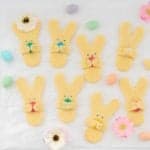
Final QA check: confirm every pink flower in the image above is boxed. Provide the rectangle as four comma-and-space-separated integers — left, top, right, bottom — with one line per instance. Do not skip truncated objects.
140, 2, 150, 23
112, 116, 134, 138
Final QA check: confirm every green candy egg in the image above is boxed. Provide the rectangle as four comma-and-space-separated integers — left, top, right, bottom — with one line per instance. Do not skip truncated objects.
86, 20, 100, 30
2, 76, 14, 88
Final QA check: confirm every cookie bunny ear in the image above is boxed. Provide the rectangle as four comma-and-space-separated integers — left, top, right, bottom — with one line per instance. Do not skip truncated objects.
76, 35, 89, 53
63, 21, 77, 40
119, 78, 133, 100
130, 26, 144, 49
16, 78, 30, 99
135, 78, 147, 98
70, 75, 84, 95
92, 35, 106, 53
106, 99, 119, 117
91, 93, 103, 112
55, 73, 67, 93
48, 20, 62, 39
33, 76, 45, 97
119, 22, 131, 47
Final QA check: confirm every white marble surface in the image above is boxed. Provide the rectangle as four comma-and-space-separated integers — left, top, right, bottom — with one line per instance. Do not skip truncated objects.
0, 0, 150, 149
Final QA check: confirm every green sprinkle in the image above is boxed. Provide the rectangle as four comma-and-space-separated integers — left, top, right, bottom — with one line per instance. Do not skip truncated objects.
2, 76, 14, 88
86, 20, 100, 30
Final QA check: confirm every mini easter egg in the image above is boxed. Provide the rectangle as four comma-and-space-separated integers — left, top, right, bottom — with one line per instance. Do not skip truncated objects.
2, 76, 14, 88
66, 4, 79, 14
86, 20, 99, 30
1, 50, 13, 62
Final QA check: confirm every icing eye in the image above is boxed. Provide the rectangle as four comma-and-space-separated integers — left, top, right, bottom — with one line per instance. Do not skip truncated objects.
94, 52, 97, 55
101, 116, 104, 119
87, 54, 89, 56
64, 40, 66, 42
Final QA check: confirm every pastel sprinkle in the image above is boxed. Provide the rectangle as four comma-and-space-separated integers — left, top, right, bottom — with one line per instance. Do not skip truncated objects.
66, 4, 79, 14
86, 20, 99, 30
2, 76, 14, 88
1, 50, 13, 62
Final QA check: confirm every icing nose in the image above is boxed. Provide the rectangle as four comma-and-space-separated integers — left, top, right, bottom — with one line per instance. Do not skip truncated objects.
88, 55, 95, 61
30, 101, 36, 105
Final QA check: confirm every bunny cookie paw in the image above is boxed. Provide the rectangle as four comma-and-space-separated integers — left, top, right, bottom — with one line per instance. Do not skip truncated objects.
13, 14, 41, 67
16, 76, 45, 126
77, 35, 105, 82
119, 78, 147, 126
85, 93, 119, 143
48, 20, 77, 67
116, 22, 144, 71
55, 73, 84, 123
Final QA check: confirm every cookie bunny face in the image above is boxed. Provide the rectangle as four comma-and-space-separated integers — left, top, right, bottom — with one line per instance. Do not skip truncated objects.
77, 35, 105, 69
13, 14, 41, 67
48, 20, 77, 67
55, 74, 84, 110
116, 22, 144, 71
119, 78, 147, 125
89, 93, 119, 130
85, 93, 119, 143
76, 35, 105, 82
16, 76, 45, 113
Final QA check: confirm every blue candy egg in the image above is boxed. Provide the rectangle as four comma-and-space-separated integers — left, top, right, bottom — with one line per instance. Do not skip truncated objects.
1, 50, 13, 62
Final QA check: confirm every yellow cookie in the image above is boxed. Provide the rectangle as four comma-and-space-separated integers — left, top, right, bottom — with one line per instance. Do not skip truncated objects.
119, 78, 147, 126
16, 76, 45, 126
76, 35, 106, 82
55, 73, 84, 123
13, 14, 41, 67
116, 22, 144, 71
85, 93, 119, 143
48, 20, 77, 67
143, 59, 150, 70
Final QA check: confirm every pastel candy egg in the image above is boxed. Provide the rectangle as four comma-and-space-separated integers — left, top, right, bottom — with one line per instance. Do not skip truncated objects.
1, 50, 13, 62
106, 73, 117, 85
86, 20, 99, 30
66, 4, 79, 14
2, 76, 14, 88
139, 132, 150, 141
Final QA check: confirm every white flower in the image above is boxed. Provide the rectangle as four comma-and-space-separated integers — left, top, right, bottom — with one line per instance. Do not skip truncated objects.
16, 14, 39, 32
44, 129, 67, 150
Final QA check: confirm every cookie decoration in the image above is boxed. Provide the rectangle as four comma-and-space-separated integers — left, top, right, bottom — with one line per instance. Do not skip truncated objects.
54, 73, 84, 123
85, 93, 119, 143
119, 78, 147, 126
48, 20, 77, 67
116, 22, 144, 71
76, 35, 106, 82
16, 76, 45, 126
13, 14, 41, 67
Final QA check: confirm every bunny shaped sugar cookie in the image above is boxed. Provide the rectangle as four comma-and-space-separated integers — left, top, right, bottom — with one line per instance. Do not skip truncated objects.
48, 20, 77, 67
76, 35, 106, 82
16, 76, 45, 126
85, 93, 119, 143
13, 14, 41, 67
55, 73, 84, 123
119, 78, 147, 126
116, 22, 144, 71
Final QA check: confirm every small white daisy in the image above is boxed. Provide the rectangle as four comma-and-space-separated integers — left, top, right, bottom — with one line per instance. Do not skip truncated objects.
16, 14, 39, 32
44, 128, 67, 150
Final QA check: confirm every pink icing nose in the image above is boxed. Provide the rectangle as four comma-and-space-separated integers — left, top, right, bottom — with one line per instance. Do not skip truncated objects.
88, 55, 95, 61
